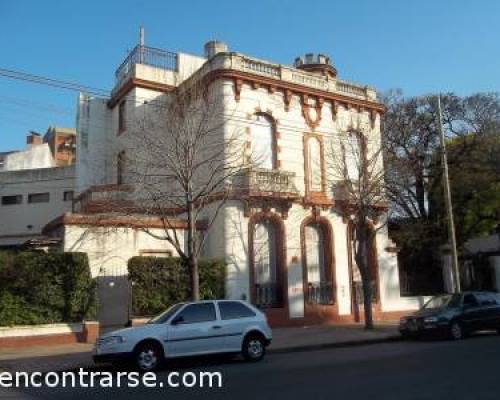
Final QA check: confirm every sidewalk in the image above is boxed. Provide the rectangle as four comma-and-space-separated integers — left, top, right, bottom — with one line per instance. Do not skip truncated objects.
0, 323, 400, 372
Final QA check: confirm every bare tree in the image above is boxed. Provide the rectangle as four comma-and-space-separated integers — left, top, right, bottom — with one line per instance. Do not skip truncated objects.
120, 78, 248, 300
327, 121, 387, 329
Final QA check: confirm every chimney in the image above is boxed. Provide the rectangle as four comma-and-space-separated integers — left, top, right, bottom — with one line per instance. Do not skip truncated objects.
204, 40, 228, 59
26, 131, 42, 148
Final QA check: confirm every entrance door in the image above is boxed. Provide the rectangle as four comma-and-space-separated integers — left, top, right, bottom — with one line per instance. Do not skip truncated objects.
97, 264, 129, 330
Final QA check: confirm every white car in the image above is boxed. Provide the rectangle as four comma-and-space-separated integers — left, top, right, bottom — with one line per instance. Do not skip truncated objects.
93, 300, 272, 371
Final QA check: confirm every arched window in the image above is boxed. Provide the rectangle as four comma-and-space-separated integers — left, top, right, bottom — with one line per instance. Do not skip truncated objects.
251, 113, 276, 169
344, 133, 363, 181
307, 137, 322, 192
303, 221, 334, 305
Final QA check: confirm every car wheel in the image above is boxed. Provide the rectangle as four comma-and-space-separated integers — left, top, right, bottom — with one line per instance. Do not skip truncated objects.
449, 321, 464, 340
242, 334, 266, 362
135, 341, 163, 372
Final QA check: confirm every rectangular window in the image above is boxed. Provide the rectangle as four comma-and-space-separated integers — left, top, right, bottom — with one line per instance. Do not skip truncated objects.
28, 192, 50, 204
219, 301, 256, 320
63, 191, 74, 201
1, 195, 22, 205
118, 100, 126, 134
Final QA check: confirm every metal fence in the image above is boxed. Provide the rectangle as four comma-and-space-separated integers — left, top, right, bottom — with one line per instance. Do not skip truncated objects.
307, 281, 335, 305
115, 45, 178, 82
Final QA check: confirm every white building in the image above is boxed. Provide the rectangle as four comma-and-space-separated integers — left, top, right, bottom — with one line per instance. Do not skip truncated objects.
36, 38, 424, 327
0, 130, 75, 248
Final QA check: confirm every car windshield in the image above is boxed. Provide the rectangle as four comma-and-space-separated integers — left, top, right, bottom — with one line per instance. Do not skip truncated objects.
423, 294, 461, 310
147, 303, 184, 324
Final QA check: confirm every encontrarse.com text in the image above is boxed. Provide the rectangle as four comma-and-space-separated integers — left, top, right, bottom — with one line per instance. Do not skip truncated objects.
0, 369, 223, 389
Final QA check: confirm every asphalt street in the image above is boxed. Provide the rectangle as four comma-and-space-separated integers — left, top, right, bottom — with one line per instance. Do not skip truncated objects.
2, 333, 500, 400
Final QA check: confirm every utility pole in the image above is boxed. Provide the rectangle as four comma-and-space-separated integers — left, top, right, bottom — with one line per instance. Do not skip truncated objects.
437, 95, 461, 293
139, 26, 145, 64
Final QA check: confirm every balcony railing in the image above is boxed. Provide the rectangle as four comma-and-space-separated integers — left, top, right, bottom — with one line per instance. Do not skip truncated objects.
73, 184, 135, 213
307, 281, 335, 305
254, 283, 282, 308
115, 45, 178, 82
240, 168, 299, 198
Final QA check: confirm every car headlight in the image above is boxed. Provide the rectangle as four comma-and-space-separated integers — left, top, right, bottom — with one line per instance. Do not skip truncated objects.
97, 335, 126, 346
424, 316, 439, 323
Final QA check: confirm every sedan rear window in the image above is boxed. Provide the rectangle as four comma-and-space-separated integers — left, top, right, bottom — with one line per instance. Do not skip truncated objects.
219, 301, 256, 320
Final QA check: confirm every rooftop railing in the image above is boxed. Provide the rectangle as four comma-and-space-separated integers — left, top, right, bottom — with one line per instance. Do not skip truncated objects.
115, 45, 178, 82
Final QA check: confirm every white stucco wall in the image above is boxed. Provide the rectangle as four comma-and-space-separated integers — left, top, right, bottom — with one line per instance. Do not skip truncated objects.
3, 143, 55, 171
63, 225, 185, 277
0, 166, 75, 246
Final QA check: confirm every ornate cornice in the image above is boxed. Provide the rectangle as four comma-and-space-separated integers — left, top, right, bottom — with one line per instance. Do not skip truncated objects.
205, 69, 385, 114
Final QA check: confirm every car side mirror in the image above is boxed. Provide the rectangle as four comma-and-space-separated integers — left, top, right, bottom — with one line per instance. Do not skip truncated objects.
171, 315, 184, 325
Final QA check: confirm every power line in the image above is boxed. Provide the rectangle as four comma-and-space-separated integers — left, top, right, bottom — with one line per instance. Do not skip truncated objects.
0, 68, 110, 98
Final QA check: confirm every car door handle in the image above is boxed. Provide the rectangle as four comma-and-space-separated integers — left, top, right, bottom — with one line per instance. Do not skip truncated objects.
212, 325, 222, 329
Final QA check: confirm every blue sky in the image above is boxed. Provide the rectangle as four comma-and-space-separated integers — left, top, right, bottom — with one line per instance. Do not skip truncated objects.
1, 0, 499, 152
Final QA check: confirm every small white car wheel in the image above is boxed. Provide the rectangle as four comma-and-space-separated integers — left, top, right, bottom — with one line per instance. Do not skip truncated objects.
242, 335, 265, 361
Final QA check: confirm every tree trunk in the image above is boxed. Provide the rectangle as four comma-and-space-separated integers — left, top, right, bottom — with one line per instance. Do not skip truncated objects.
188, 255, 200, 301
354, 222, 374, 330
186, 197, 200, 301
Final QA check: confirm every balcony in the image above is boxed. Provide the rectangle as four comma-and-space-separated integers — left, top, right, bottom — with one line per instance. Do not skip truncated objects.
73, 184, 135, 214
115, 45, 178, 83
239, 168, 299, 199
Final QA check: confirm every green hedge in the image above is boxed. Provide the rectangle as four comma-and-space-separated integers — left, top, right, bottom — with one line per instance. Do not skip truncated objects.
128, 257, 225, 317
0, 251, 97, 326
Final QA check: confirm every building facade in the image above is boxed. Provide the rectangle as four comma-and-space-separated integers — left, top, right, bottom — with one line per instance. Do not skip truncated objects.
39, 39, 425, 327
0, 129, 75, 248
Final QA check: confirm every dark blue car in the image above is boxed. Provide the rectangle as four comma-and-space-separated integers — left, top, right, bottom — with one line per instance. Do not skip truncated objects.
399, 291, 500, 340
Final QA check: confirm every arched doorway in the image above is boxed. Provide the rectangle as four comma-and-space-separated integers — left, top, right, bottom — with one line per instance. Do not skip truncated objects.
301, 216, 336, 308
249, 213, 286, 309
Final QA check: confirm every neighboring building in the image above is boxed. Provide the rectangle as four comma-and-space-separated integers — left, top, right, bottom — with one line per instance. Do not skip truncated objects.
0, 129, 76, 247
43, 126, 77, 166
40, 37, 424, 327
0, 166, 75, 248
458, 224, 500, 292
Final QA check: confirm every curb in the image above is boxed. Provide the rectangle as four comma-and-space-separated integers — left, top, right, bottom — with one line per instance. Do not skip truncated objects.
268, 335, 401, 354
0, 335, 402, 372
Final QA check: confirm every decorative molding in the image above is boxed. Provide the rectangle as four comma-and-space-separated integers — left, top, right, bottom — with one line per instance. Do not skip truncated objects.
303, 132, 329, 203
284, 89, 293, 112
233, 78, 243, 102
208, 69, 385, 114
301, 95, 323, 130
